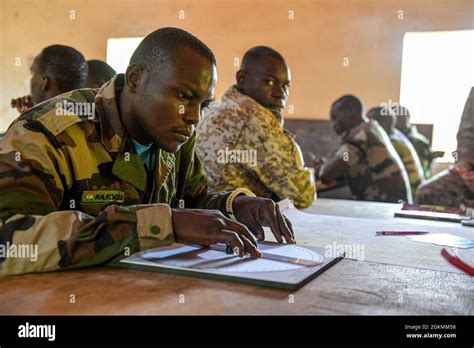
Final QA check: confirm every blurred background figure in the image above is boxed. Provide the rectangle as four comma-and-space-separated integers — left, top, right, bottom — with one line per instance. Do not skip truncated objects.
315, 95, 412, 203
367, 106, 424, 194
196, 46, 315, 209
85, 59, 116, 88
10, 45, 88, 113
394, 105, 442, 178
416, 87, 474, 208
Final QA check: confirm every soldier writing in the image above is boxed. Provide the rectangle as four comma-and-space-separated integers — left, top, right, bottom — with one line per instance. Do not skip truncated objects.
0, 28, 295, 277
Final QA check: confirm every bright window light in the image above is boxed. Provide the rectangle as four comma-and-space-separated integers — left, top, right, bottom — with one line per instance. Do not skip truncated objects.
400, 30, 474, 162
107, 33, 474, 163
106, 37, 143, 74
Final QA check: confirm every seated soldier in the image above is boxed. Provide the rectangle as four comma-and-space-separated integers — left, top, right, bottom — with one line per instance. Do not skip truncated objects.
315, 95, 412, 203
367, 106, 424, 194
196, 46, 315, 209
0, 28, 295, 277
10, 45, 88, 113
86, 59, 116, 88
416, 87, 474, 207
395, 105, 435, 178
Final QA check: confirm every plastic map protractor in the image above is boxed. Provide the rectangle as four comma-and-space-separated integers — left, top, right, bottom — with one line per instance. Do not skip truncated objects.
141, 243, 324, 273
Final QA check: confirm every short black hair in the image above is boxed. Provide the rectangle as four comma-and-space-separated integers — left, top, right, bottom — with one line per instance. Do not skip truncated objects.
241, 46, 285, 69
129, 27, 216, 72
332, 95, 364, 116
367, 106, 396, 132
86, 60, 116, 88
367, 106, 395, 119
37, 45, 88, 92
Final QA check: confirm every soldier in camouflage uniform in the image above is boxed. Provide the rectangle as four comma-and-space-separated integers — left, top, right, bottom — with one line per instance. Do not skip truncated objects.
367, 106, 424, 194
395, 106, 435, 178
0, 28, 295, 277
416, 87, 474, 207
11, 45, 88, 114
86, 60, 116, 88
196, 46, 315, 209
315, 95, 412, 203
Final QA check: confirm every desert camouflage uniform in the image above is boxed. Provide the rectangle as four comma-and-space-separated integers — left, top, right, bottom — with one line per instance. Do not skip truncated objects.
390, 129, 424, 193
400, 125, 432, 178
416, 87, 474, 207
0, 74, 236, 277
333, 120, 412, 203
196, 86, 315, 208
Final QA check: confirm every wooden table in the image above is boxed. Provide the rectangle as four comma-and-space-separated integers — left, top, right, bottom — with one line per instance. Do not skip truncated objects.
0, 199, 472, 315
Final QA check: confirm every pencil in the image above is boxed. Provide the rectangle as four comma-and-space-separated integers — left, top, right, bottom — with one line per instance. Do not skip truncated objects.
375, 231, 429, 236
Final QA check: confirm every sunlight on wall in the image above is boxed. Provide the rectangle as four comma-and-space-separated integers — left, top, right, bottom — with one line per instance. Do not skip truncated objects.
107, 32, 474, 164
400, 30, 474, 162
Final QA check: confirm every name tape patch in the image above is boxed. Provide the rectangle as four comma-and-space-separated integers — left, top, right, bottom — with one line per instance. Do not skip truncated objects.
81, 190, 125, 203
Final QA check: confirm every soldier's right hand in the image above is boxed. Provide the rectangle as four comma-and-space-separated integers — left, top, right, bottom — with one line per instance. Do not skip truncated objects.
449, 161, 471, 184
171, 209, 262, 258
11, 95, 34, 113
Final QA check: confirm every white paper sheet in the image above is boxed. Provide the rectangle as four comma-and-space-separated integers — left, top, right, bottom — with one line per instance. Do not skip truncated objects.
408, 233, 474, 249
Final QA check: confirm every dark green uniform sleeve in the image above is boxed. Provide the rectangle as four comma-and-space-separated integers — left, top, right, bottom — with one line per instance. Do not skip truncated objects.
0, 121, 175, 277
178, 132, 234, 213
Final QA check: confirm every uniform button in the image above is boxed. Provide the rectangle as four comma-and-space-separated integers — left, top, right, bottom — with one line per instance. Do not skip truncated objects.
150, 225, 161, 235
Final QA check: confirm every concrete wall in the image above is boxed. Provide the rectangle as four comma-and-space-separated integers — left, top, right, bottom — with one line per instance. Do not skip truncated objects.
1, 0, 472, 130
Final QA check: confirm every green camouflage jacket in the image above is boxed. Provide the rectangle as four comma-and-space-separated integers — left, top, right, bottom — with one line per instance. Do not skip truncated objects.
0, 75, 233, 276
334, 120, 412, 203
401, 125, 432, 178
390, 129, 425, 193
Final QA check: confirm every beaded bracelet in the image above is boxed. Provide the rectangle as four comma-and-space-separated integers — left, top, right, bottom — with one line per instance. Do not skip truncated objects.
225, 188, 256, 221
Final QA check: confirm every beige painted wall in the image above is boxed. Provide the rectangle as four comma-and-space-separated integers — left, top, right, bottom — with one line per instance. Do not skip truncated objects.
1, 0, 472, 131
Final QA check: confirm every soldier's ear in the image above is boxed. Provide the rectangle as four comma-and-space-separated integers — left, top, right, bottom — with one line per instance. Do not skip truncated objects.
124, 64, 143, 94
41, 75, 50, 92
236, 69, 247, 88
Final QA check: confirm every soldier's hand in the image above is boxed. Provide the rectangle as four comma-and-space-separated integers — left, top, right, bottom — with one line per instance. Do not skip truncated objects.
462, 170, 474, 192
312, 156, 326, 177
449, 161, 471, 184
312, 156, 326, 166
171, 209, 262, 257
232, 196, 295, 244
11, 95, 33, 113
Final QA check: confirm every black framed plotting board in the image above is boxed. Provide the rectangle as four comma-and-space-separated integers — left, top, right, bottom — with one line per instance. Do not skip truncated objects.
117, 242, 345, 290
